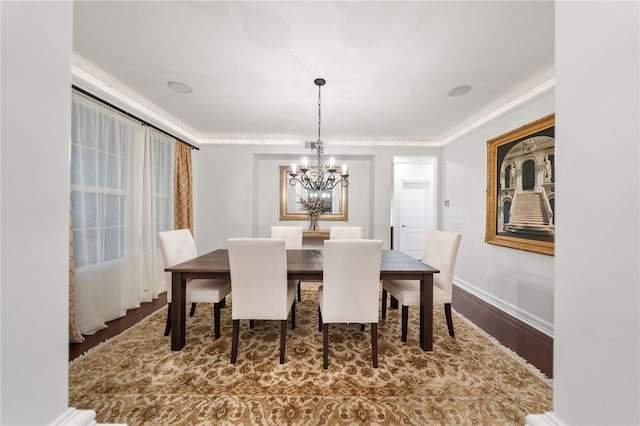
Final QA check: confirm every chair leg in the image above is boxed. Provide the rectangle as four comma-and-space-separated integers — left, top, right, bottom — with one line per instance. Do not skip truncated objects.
390, 295, 399, 309
213, 302, 222, 339
231, 319, 240, 364
280, 320, 287, 364
297, 281, 302, 302
190, 302, 197, 317
323, 323, 329, 369
444, 303, 455, 337
371, 323, 379, 368
381, 289, 387, 319
164, 303, 172, 336
220, 297, 226, 308
401, 305, 409, 342
360, 324, 365, 331
249, 320, 255, 329
291, 302, 296, 329
318, 306, 323, 332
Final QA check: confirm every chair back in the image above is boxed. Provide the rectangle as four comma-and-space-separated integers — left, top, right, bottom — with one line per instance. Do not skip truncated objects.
227, 238, 289, 320
158, 229, 198, 267
321, 239, 382, 323
329, 226, 363, 239
422, 231, 462, 299
270, 226, 303, 249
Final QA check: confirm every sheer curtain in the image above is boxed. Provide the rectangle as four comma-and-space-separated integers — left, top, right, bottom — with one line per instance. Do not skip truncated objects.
138, 126, 175, 304
70, 92, 174, 334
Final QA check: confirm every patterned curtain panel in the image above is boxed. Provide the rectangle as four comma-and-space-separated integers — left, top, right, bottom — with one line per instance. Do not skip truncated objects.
69, 204, 84, 343
174, 141, 193, 233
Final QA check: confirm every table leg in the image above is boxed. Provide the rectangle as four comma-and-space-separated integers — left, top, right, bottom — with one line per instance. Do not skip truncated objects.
171, 272, 187, 350
419, 273, 434, 351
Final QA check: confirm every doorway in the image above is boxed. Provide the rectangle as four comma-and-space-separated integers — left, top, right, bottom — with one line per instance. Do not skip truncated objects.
392, 158, 436, 259
523, 160, 536, 190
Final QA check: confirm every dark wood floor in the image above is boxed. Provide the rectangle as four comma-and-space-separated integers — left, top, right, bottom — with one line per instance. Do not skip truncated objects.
70, 286, 553, 379
452, 285, 553, 378
69, 293, 167, 361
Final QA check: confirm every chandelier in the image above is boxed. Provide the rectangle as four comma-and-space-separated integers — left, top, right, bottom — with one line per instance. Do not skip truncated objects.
289, 78, 349, 199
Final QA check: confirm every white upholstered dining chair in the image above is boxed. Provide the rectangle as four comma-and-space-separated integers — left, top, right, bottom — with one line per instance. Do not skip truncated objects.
329, 226, 363, 239
227, 238, 296, 364
318, 239, 383, 369
158, 229, 231, 339
381, 230, 462, 341
270, 226, 303, 249
270, 226, 304, 301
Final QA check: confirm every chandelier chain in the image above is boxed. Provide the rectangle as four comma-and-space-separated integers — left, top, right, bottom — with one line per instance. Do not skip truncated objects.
317, 82, 322, 144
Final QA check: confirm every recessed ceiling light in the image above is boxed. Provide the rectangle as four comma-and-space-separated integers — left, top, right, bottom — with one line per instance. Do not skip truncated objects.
448, 85, 472, 97
167, 81, 192, 94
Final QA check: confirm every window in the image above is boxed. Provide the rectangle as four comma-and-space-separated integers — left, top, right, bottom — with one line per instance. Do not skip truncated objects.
70, 95, 137, 267
148, 128, 175, 245
70, 91, 176, 334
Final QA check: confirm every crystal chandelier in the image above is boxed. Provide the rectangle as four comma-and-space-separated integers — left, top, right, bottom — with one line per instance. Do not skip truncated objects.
289, 78, 349, 199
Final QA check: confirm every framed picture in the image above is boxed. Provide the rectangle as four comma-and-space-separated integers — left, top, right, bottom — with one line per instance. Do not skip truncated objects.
279, 165, 348, 221
485, 114, 555, 256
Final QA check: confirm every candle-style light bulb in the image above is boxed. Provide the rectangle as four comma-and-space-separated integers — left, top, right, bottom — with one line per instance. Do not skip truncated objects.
330, 157, 335, 169
342, 164, 348, 175
302, 157, 308, 168
291, 163, 297, 174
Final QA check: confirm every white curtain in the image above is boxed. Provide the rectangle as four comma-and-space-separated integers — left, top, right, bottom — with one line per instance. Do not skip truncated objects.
70, 92, 174, 335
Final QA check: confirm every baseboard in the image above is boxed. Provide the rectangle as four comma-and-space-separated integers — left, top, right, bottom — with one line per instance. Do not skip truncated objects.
452, 284, 554, 378
50, 407, 126, 426
525, 412, 566, 425
454, 278, 553, 337
50, 408, 96, 426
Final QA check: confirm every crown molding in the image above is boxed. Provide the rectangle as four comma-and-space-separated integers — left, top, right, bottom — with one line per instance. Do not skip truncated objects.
72, 56, 555, 148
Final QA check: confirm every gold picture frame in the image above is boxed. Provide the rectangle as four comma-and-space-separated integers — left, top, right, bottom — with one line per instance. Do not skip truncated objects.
279, 165, 348, 221
485, 114, 555, 256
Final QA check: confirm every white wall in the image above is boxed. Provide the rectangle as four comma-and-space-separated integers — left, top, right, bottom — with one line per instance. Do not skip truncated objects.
194, 144, 439, 253
553, 2, 640, 424
440, 91, 556, 333
1, 1, 73, 424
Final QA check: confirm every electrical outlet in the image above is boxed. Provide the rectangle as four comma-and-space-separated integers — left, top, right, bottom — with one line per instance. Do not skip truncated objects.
444, 200, 450, 207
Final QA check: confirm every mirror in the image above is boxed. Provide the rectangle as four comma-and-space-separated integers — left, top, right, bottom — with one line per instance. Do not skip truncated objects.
279, 165, 348, 221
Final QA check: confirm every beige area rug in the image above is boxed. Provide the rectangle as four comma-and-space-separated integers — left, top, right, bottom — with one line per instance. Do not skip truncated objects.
69, 284, 552, 425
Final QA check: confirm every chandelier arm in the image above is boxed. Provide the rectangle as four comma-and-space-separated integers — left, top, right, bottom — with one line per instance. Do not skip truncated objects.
301, 173, 314, 190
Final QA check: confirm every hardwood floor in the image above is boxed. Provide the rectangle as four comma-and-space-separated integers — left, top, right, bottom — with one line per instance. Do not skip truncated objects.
452, 285, 553, 378
69, 293, 167, 362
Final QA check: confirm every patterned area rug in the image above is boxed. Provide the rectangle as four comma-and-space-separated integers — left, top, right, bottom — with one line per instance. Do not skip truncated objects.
69, 284, 552, 425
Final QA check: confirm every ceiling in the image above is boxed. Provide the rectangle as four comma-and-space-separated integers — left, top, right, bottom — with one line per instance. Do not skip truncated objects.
72, 1, 555, 147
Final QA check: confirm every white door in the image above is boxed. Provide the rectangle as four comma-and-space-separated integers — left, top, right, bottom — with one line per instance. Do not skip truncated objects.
399, 180, 430, 259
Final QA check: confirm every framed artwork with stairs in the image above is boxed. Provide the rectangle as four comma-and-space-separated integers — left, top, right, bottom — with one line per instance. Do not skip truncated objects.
485, 114, 555, 256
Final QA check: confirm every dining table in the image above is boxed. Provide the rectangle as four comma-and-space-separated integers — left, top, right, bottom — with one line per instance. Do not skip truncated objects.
165, 248, 439, 352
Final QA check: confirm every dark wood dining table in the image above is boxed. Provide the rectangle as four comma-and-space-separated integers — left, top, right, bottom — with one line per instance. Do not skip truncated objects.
166, 249, 439, 352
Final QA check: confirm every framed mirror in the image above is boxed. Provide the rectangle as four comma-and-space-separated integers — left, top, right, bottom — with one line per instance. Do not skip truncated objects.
279, 165, 348, 221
